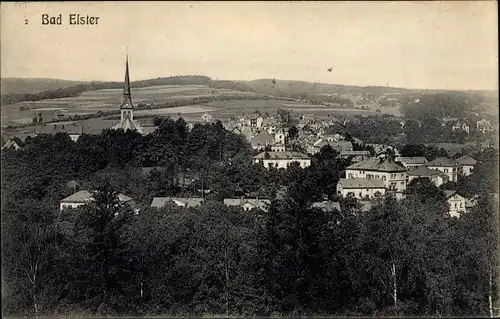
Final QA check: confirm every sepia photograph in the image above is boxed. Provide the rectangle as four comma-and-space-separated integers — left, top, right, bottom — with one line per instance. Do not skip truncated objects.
1, 1, 499, 318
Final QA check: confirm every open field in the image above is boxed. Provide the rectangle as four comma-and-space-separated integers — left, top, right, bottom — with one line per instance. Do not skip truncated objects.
1, 82, 402, 138
0, 85, 259, 127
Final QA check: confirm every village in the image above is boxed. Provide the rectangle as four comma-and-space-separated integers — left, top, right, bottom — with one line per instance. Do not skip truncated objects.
2, 56, 496, 220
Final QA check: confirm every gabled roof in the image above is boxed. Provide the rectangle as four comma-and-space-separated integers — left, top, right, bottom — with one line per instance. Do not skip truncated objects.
311, 201, 341, 212
253, 151, 310, 160
60, 190, 133, 203
151, 197, 204, 208
113, 117, 145, 134
338, 178, 386, 189
397, 157, 428, 165
407, 166, 445, 177
346, 158, 406, 172
329, 141, 353, 152
250, 131, 275, 146
455, 155, 477, 166
444, 190, 457, 198
224, 198, 270, 210
428, 157, 456, 167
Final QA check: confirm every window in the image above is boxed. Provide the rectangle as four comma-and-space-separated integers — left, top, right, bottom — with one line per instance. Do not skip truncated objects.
359, 192, 362, 197
382, 176, 386, 181
348, 173, 353, 178
444, 169, 448, 173
454, 203, 457, 208
460, 203, 463, 208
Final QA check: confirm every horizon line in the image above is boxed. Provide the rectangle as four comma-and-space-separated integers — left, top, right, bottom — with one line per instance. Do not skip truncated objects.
1, 75, 498, 93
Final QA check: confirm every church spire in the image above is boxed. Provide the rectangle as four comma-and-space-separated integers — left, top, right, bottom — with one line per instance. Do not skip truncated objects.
124, 54, 131, 97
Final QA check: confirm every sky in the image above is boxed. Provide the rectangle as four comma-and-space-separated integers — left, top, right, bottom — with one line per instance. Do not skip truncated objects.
1, 1, 498, 91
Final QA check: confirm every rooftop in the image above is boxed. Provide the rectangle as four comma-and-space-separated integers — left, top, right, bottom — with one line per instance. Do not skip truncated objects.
396, 157, 428, 165
60, 190, 133, 203
311, 201, 341, 212
407, 166, 448, 179
455, 155, 477, 166
151, 197, 204, 208
254, 151, 310, 160
346, 158, 406, 172
338, 178, 386, 189
428, 157, 456, 167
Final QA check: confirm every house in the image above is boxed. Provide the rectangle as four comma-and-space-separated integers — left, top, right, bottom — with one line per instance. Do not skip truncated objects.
271, 142, 286, 152
201, 112, 213, 123
253, 151, 311, 169
427, 157, 458, 182
224, 198, 270, 211
151, 197, 204, 208
249, 114, 264, 128
455, 155, 477, 176
395, 157, 429, 170
60, 190, 133, 211
311, 201, 342, 213
250, 131, 275, 150
1, 137, 25, 151
406, 166, 449, 187
443, 117, 470, 134
345, 157, 407, 199
476, 119, 492, 133
337, 178, 386, 200
444, 190, 467, 218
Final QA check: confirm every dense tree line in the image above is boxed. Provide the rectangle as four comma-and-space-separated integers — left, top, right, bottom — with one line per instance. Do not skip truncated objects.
1, 118, 499, 317
400, 92, 483, 121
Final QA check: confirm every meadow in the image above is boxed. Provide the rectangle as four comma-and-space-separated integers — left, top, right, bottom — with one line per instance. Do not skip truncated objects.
1, 83, 403, 140
0, 85, 257, 127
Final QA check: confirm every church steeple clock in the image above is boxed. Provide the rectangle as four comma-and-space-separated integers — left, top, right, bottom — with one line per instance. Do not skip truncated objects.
120, 55, 134, 123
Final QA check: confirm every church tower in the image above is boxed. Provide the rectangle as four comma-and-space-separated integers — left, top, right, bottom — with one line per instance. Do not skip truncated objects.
112, 55, 144, 134
120, 55, 134, 123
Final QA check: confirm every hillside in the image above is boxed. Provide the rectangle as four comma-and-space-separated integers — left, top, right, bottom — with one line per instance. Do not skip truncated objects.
1, 78, 90, 94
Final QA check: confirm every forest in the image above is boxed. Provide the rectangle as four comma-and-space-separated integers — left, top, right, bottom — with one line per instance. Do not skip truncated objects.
1, 117, 499, 317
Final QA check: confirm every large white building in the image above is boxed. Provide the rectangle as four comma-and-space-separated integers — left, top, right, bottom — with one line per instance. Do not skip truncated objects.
345, 157, 407, 199
406, 166, 449, 187
253, 151, 311, 169
455, 155, 477, 176
337, 178, 386, 199
427, 157, 458, 182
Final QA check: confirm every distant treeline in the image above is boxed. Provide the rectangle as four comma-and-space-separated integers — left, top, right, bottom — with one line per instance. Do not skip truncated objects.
0, 76, 213, 106
1, 75, 402, 107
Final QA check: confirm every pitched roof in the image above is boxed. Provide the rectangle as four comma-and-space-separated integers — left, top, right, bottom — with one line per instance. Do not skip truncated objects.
60, 190, 133, 203
339, 150, 370, 156
250, 131, 275, 146
407, 166, 446, 177
151, 197, 204, 208
311, 201, 341, 212
428, 157, 456, 167
455, 155, 477, 166
444, 190, 457, 198
224, 198, 270, 210
329, 141, 353, 152
113, 117, 145, 134
346, 158, 406, 172
253, 151, 310, 160
338, 178, 386, 189
397, 157, 428, 165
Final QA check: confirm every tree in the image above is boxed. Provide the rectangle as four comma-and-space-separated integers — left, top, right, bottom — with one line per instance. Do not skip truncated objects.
288, 126, 299, 141
2, 199, 58, 317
